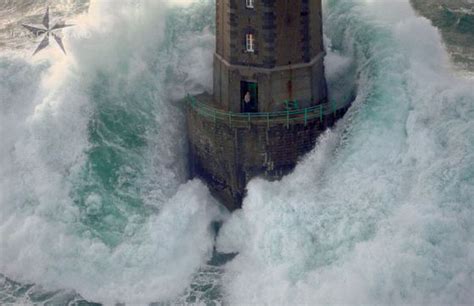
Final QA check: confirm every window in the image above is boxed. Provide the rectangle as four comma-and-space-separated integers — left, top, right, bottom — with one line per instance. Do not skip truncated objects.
246, 33, 254, 52
246, 0, 254, 8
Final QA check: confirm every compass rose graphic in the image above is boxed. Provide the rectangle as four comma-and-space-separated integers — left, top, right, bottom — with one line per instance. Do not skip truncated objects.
22, 7, 74, 55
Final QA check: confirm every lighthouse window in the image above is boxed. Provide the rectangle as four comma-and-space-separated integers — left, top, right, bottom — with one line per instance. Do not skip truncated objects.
246, 0, 254, 8
246, 33, 255, 52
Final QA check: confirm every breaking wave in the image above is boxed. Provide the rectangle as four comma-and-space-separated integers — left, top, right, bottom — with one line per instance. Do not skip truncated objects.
217, 0, 474, 304
0, 0, 473, 304
1, 0, 223, 304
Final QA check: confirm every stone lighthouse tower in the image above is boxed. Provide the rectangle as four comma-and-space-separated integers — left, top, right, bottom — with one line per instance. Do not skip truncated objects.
187, 0, 348, 211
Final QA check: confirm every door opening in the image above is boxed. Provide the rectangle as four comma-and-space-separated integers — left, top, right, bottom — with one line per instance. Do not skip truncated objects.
241, 81, 258, 113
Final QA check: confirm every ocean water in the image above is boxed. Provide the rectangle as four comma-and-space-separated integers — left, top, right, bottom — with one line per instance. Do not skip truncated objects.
1, 0, 473, 305
410, 0, 474, 71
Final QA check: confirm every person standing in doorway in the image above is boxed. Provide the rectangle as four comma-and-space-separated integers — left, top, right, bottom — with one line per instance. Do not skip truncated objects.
243, 91, 251, 112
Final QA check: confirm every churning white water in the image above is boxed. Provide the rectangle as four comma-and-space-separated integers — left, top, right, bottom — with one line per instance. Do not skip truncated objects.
1, 0, 222, 304
0, 0, 473, 304
217, 0, 474, 304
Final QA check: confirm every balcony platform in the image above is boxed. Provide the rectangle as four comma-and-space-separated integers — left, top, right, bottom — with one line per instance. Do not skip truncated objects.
186, 93, 352, 211
188, 93, 350, 130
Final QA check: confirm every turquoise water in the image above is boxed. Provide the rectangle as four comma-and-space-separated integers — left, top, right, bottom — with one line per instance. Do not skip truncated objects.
217, 0, 474, 304
1, 0, 473, 304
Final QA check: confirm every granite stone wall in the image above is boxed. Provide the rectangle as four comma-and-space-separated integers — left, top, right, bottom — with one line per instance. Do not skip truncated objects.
214, 0, 327, 114
187, 102, 349, 211
192, 0, 332, 210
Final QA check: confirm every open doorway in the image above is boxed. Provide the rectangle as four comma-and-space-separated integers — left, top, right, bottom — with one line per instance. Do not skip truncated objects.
241, 81, 258, 113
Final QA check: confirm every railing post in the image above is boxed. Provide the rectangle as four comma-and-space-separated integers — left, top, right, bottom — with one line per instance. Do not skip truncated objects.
229, 112, 232, 127
267, 113, 270, 130
248, 113, 251, 130
286, 110, 289, 129
304, 108, 308, 126
319, 104, 323, 121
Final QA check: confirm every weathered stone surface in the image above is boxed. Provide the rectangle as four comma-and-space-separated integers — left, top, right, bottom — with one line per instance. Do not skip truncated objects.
188, 0, 336, 210
214, 0, 328, 113
187, 95, 349, 211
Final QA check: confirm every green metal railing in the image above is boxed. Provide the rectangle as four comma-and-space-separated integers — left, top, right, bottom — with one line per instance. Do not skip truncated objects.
187, 95, 350, 128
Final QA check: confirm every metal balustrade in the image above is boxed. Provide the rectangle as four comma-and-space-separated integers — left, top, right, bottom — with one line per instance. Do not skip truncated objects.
187, 94, 350, 128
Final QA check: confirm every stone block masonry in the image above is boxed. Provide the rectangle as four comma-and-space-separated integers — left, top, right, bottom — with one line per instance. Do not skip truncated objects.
188, 0, 343, 211
187, 94, 349, 211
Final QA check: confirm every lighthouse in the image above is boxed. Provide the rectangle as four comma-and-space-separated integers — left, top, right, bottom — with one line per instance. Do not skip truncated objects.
187, 0, 349, 211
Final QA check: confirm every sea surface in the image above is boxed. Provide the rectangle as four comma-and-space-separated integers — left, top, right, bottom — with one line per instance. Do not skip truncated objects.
411, 0, 474, 72
0, 0, 473, 304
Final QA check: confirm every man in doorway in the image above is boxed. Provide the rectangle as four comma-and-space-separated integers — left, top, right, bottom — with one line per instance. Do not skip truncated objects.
243, 91, 252, 112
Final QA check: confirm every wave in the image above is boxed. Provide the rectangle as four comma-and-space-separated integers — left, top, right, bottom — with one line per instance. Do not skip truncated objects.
0, 0, 223, 304
216, 0, 474, 304
1, 0, 473, 304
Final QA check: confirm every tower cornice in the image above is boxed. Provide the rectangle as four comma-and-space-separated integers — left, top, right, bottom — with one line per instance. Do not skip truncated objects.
214, 51, 325, 73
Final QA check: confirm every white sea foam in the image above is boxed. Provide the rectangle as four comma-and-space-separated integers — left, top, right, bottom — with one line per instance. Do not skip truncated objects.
1, 0, 473, 304
0, 0, 220, 304
217, 0, 474, 304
